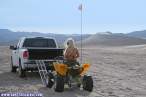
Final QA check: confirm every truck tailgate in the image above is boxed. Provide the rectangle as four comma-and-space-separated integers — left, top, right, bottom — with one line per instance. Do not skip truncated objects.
27, 48, 64, 60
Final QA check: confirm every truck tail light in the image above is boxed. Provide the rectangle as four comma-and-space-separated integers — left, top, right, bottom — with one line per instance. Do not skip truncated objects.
23, 51, 29, 59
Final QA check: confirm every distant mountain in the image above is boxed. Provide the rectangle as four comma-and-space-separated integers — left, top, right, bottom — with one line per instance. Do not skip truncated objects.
127, 30, 146, 39
1, 29, 146, 47
0, 29, 90, 46
78, 32, 146, 47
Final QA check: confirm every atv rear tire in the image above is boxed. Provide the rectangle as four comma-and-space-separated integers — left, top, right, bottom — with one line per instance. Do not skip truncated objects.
54, 75, 64, 92
83, 75, 93, 92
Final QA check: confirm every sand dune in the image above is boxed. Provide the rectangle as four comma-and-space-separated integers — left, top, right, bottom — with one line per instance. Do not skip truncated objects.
77, 33, 146, 47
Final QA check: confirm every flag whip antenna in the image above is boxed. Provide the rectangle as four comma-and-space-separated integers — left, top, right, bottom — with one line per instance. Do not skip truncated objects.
78, 4, 83, 64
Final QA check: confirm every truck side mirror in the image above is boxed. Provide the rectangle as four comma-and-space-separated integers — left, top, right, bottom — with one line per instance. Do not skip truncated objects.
10, 45, 17, 50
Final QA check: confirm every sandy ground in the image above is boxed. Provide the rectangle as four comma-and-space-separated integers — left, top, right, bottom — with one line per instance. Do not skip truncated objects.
0, 45, 146, 97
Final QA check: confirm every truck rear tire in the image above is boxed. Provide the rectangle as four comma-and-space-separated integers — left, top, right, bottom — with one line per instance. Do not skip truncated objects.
10, 57, 17, 73
18, 59, 26, 78
83, 75, 93, 92
54, 75, 64, 92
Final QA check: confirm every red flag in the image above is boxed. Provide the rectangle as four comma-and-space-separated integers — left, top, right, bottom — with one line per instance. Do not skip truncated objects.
78, 4, 82, 11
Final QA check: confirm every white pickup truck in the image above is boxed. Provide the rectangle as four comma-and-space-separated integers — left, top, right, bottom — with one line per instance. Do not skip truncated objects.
10, 37, 64, 77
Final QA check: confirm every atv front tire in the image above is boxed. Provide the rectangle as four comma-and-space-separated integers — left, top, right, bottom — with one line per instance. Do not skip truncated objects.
83, 75, 93, 92
54, 75, 64, 92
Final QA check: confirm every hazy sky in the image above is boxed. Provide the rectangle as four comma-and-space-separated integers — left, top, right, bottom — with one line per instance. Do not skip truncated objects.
0, 0, 145, 34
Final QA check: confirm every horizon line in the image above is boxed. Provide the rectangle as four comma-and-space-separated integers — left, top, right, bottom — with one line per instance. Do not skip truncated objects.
0, 28, 146, 35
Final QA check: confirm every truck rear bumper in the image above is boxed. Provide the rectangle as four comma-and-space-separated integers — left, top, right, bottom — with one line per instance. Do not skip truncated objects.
23, 60, 55, 70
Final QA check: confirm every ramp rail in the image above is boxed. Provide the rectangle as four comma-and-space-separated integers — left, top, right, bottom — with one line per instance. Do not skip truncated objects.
35, 60, 48, 86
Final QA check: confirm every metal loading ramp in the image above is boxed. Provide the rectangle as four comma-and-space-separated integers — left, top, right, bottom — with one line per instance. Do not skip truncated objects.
35, 60, 48, 86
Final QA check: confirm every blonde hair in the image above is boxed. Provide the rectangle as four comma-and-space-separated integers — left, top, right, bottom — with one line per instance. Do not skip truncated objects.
65, 38, 75, 48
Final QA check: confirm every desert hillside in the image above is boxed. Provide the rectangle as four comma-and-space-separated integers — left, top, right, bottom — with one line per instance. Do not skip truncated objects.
77, 32, 146, 47
1, 29, 146, 47
127, 30, 146, 39
0, 29, 90, 46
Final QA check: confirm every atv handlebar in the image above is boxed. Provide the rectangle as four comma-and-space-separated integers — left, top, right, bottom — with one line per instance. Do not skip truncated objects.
67, 65, 81, 69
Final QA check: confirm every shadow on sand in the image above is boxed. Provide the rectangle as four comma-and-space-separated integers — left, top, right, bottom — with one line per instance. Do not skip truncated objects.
0, 71, 91, 97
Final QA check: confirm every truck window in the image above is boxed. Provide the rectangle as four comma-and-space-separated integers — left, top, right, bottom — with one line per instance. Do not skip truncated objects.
23, 38, 56, 48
